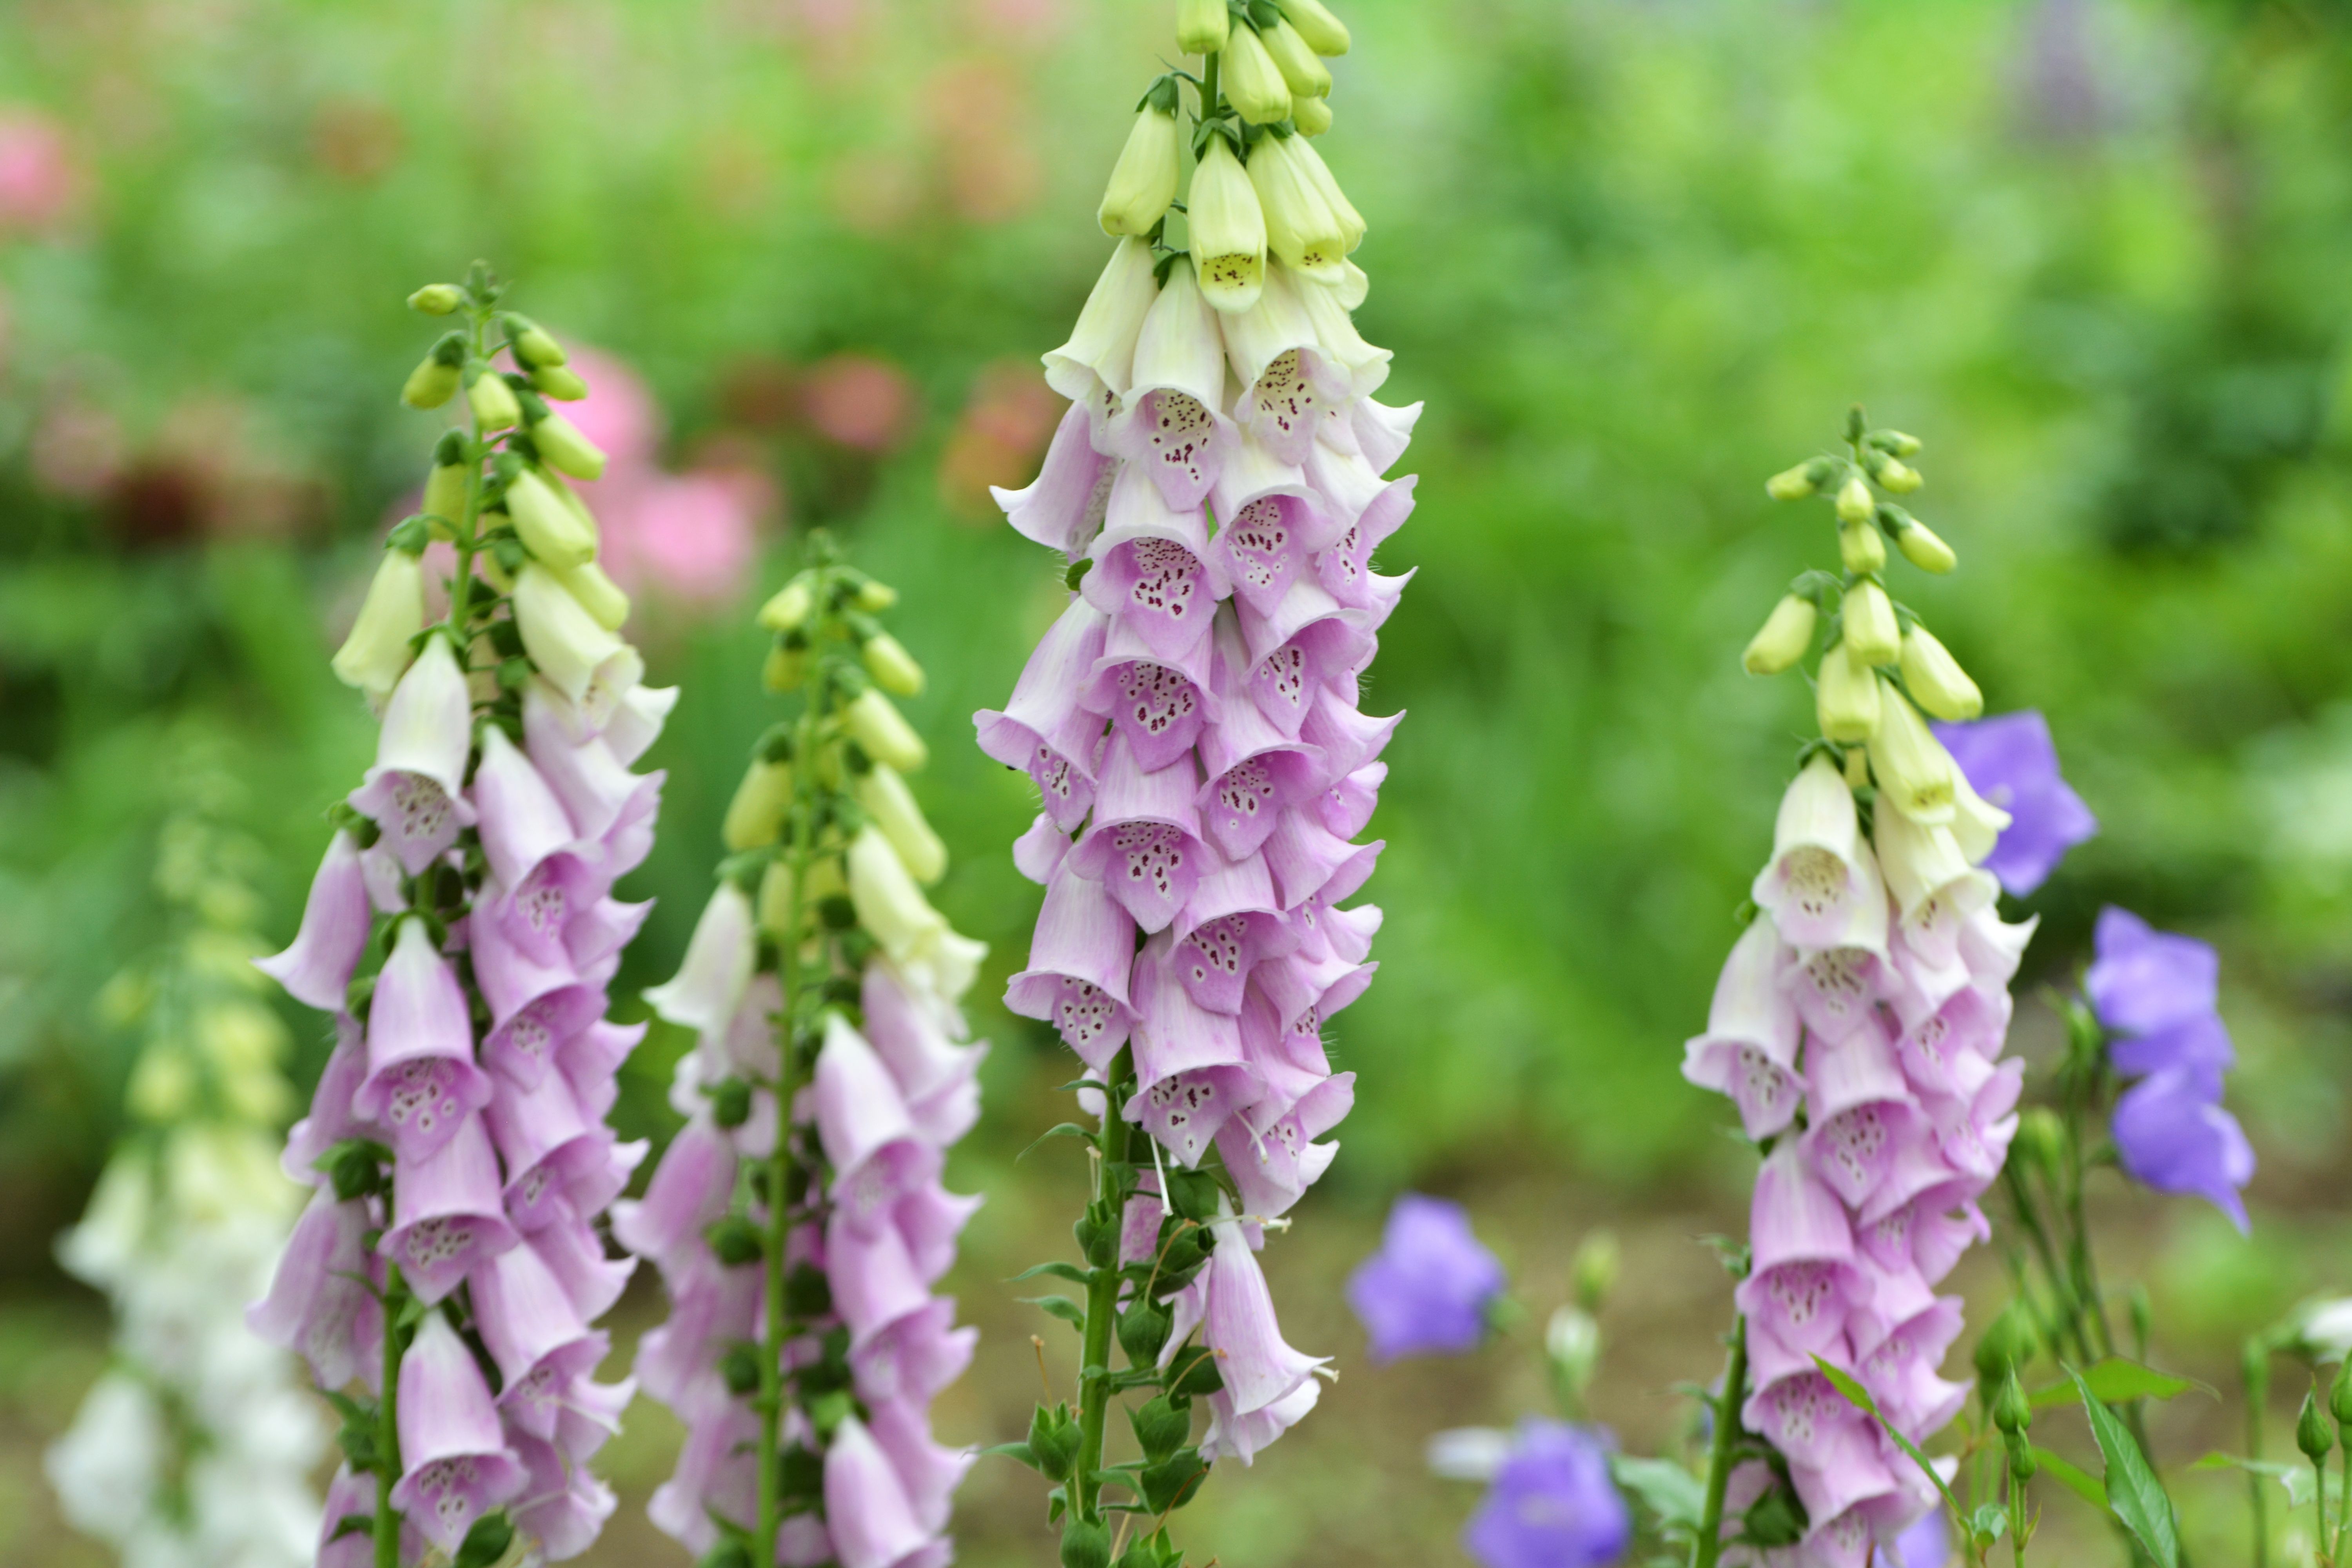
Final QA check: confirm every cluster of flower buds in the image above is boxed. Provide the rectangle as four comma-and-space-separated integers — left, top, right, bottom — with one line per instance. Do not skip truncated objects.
980, 2, 1405, 1560
47, 759, 326, 1568
621, 536, 984, 1568
249, 267, 668, 1566
1685, 413, 2031, 1565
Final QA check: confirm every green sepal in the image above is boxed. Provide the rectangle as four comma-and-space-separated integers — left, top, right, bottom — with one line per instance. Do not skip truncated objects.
315, 1138, 393, 1203
1118, 1298, 1173, 1367
1029, 1401, 1082, 1481
817, 893, 857, 931
1129, 1394, 1191, 1463
778, 1443, 824, 1503
1060, 1515, 1112, 1568
1115, 1526, 1185, 1568
1065, 558, 1094, 590
717, 1340, 762, 1397
755, 722, 797, 764
1024, 1295, 1088, 1330
452, 1512, 514, 1568
386, 514, 434, 555
705, 1214, 764, 1267
1739, 1480, 1806, 1548
1160, 1168, 1224, 1221
708, 1076, 753, 1129
1140, 73, 1184, 116
325, 1513, 372, 1543
784, 1261, 833, 1319
986, 1440, 1043, 1471
1136, 1447, 1207, 1513
1018, 1123, 1096, 1161
1965, 1503, 2009, 1552
322, 1389, 384, 1474
1008, 1261, 1097, 1287
1167, 1343, 1223, 1397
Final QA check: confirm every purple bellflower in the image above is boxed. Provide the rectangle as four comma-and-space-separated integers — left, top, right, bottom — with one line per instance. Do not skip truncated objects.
1462, 1420, 1632, 1568
1933, 711, 2097, 895
1346, 1194, 1508, 1363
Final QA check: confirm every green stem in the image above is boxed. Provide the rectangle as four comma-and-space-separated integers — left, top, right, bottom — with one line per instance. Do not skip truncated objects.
2335, 1430, 2348, 1566
2004, 1164, 2094, 1367
1200, 49, 1220, 119
1691, 1313, 1748, 1568
374, 1266, 406, 1568
1073, 1049, 1130, 1523
2317, 1455, 2331, 1566
2246, 1344, 2270, 1568
448, 309, 489, 643
2012, 1471, 2029, 1567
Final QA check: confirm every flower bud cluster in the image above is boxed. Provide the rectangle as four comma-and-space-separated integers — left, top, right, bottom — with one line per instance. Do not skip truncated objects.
250, 269, 667, 1565
621, 541, 984, 1568
1688, 416, 2032, 1564
46, 765, 325, 1568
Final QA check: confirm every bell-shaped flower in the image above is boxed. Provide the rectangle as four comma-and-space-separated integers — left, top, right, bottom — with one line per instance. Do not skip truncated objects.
644, 881, 757, 1043
1343, 1192, 1504, 1363
281, 1023, 374, 1183
1460, 1419, 1633, 1568
484, 1064, 606, 1231
861, 963, 989, 1146
1799, 1021, 1924, 1207
332, 544, 428, 699
1171, 842, 1296, 1013
1068, 735, 1206, 932
632, 1249, 760, 1410
1248, 142, 1347, 283
849, 824, 987, 1002
354, 916, 493, 1163
1236, 976, 1334, 1115
1081, 465, 1226, 661
1751, 754, 1870, 950
846, 686, 929, 774
611, 1117, 737, 1275
1740, 1354, 1878, 1480
534, 1200, 638, 1321
1100, 101, 1181, 236
646, 1401, 760, 1554
993, 402, 1115, 559
318, 1463, 423, 1568
510, 1432, 619, 1562
1196, 666, 1325, 859
391, 1308, 526, 1552
1681, 915, 1807, 1139
825, 1414, 938, 1568
1300, 682, 1402, 782
1236, 578, 1372, 739
816, 1013, 945, 1236
1869, 687, 1958, 827
828, 1207, 934, 1352
2112, 1065, 2254, 1231
1933, 710, 2094, 895
2086, 905, 2219, 1038
523, 681, 663, 844
1044, 237, 1158, 430
1004, 857, 1138, 1069
1088, 610, 1218, 774
851, 1294, 976, 1409
1210, 448, 1339, 620
347, 633, 478, 875
513, 563, 644, 726
1733, 1142, 1870, 1355
1202, 1199, 1330, 1415
2108, 1009, 2234, 1081
1292, 270, 1392, 404
1316, 760, 1386, 838
866, 1395, 975, 1536
1203, 1375, 1319, 1466
470, 900, 604, 1088
604, 681, 677, 764
1220, 1072, 1350, 1218
1263, 808, 1382, 911
1109, 265, 1237, 511
506, 466, 599, 569
1873, 802, 1996, 968
255, 829, 374, 1011
247, 1189, 382, 1389
976, 595, 1111, 828
1776, 848, 1891, 1042
855, 762, 948, 886
1853, 1289, 1967, 1437
895, 1180, 985, 1285
470, 1239, 604, 1439
1189, 136, 1268, 315
1223, 267, 1346, 465
380, 1113, 519, 1303
1349, 396, 1421, 475
1911, 1047, 2023, 1182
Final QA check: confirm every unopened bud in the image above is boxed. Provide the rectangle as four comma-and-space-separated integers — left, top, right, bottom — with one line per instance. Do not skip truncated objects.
505, 313, 568, 370
763, 637, 807, 694
1176, 0, 1229, 54
2300, 1387, 2335, 1461
1100, 107, 1183, 239
408, 283, 464, 316
1992, 1370, 2031, 1436
1291, 93, 1333, 136
845, 687, 928, 774
1870, 429, 1922, 457
1876, 457, 1923, 494
1869, 688, 1958, 825
2330, 1354, 2352, 1428
1544, 1305, 1601, 1402
2010, 1443, 2037, 1484
1835, 475, 1874, 526
1815, 639, 1880, 744
467, 368, 522, 432
852, 577, 898, 612
1899, 626, 1982, 720
1840, 581, 1899, 667
1742, 594, 1817, 676
1223, 24, 1294, 125
856, 763, 948, 884
401, 344, 464, 410
1260, 17, 1333, 98
532, 363, 589, 401
2013, 1106, 2065, 1177
422, 458, 470, 531
331, 547, 427, 697
551, 558, 629, 632
1764, 462, 1819, 501
528, 409, 608, 481
759, 576, 815, 633
505, 468, 598, 569
1060, 1517, 1112, 1568
862, 631, 925, 697
1896, 517, 1957, 573
1277, 0, 1350, 54
1838, 519, 1886, 574
723, 759, 796, 851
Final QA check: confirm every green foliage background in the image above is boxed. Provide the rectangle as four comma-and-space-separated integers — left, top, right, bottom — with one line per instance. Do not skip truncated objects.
6, 0, 2352, 1562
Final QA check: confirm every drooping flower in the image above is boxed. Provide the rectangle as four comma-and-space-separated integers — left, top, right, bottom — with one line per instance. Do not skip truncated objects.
1345, 1193, 1508, 1363
1933, 710, 2096, 896
1461, 1420, 1633, 1568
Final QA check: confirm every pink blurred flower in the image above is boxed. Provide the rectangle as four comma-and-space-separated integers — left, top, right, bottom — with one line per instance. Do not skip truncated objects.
597, 468, 771, 607
30, 398, 125, 500
555, 348, 664, 468
0, 110, 79, 234
801, 354, 916, 454
938, 360, 1062, 517
925, 60, 1040, 224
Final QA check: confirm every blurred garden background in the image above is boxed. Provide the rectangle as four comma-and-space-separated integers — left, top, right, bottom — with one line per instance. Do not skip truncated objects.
7, 0, 2352, 1562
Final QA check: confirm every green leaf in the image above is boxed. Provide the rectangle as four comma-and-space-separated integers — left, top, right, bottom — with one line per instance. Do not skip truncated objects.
1020, 1123, 1096, 1161
452, 1512, 514, 1568
2030, 1357, 2201, 1410
1608, 1454, 1705, 1532
1009, 1261, 1097, 1287
985, 1441, 1042, 1470
2067, 1364, 2181, 1568
1812, 1354, 1962, 1521
1024, 1295, 1089, 1330
1966, 1503, 2009, 1547
2029, 1445, 2109, 1512
326, 1514, 373, 1544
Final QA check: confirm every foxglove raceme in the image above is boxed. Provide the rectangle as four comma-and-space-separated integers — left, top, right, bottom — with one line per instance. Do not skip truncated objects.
247, 281, 661, 1564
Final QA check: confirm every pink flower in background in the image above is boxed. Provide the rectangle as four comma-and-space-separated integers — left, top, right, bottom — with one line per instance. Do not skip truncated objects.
560, 348, 665, 468
0, 109, 79, 234
800, 353, 916, 453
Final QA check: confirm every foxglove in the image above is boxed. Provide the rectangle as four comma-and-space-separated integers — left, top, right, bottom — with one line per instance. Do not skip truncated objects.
245, 270, 662, 1565
621, 536, 982, 1568
980, 8, 1397, 1563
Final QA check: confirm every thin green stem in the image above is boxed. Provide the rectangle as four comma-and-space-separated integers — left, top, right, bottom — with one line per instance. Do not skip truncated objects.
2334, 1431, 2348, 1566
374, 1265, 406, 1568
1200, 49, 1220, 119
1073, 1049, 1130, 1523
448, 308, 489, 643
1691, 1313, 1748, 1568
2011, 1470, 2029, 1567
2245, 1344, 2270, 1568
2317, 1455, 2331, 1566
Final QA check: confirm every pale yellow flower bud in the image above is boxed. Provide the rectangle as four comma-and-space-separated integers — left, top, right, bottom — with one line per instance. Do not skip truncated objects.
1278, 0, 1350, 54
409, 283, 463, 315
1292, 94, 1332, 136
1816, 639, 1880, 744
552, 558, 630, 632
757, 853, 848, 945
1224, 26, 1294, 125
1764, 462, 1818, 501
1839, 519, 1886, 574
506, 467, 598, 568
529, 410, 607, 481
512, 563, 644, 710
845, 687, 927, 773
759, 576, 815, 633
506, 314, 567, 369
763, 640, 807, 693
1842, 580, 1900, 666
1868, 686, 1957, 825
1100, 107, 1183, 238
1742, 594, 1817, 676
1285, 134, 1364, 252
855, 762, 949, 885
532, 364, 589, 402
1249, 136, 1347, 282
853, 578, 898, 611
1177, 0, 1229, 54
468, 370, 522, 432
1876, 457, 1922, 494
862, 632, 925, 697
722, 758, 795, 851
1190, 137, 1268, 315
1835, 474, 1873, 526
401, 356, 461, 410
423, 459, 470, 530
1899, 626, 1982, 721
1260, 17, 1333, 97
331, 546, 426, 697
1896, 519, 1956, 573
